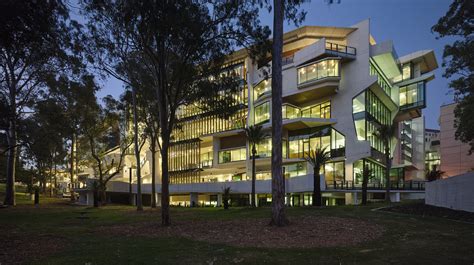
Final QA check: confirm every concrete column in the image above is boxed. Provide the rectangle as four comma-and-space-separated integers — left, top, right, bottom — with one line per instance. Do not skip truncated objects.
390, 192, 400, 203
217, 194, 222, 207
190, 192, 198, 207
155, 193, 162, 207
345, 192, 359, 205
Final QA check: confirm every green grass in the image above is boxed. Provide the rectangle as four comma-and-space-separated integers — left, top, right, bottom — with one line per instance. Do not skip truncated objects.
0, 196, 473, 265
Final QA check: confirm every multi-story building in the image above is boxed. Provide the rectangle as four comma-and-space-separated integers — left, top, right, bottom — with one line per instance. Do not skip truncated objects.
105, 20, 437, 206
425, 128, 440, 171
439, 103, 474, 177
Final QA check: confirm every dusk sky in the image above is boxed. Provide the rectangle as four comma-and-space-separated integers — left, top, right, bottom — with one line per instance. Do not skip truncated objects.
94, 0, 455, 129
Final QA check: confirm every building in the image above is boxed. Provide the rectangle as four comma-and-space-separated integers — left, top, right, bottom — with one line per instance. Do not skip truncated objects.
425, 128, 440, 171
439, 103, 474, 177
102, 20, 437, 206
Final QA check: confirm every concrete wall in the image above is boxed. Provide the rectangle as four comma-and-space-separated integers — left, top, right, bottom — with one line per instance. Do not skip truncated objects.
425, 172, 474, 212
439, 103, 474, 177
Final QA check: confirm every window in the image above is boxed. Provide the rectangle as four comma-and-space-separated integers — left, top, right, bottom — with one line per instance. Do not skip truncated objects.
254, 79, 271, 100
254, 102, 270, 124
284, 163, 307, 178
324, 161, 345, 182
218, 147, 246, 163
400, 81, 425, 109
297, 59, 340, 85
282, 104, 300, 119
288, 127, 345, 159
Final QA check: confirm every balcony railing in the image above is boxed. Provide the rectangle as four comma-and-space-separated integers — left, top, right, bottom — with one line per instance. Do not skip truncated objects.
326, 180, 425, 190
325, 42, 356, 55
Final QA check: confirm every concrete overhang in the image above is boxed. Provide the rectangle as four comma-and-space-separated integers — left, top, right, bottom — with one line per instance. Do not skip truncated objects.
283, 117, 336, 130
398, 50, 438, 74
395, 72, 435, 87
370, 41, 401, 79
368, 78, 397, 112
284, 77, 339, 105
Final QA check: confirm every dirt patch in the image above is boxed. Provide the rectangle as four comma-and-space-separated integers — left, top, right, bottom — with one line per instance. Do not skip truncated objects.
0, 228, 67, 265
102, 216, 385, 248
381, 202, 474, 223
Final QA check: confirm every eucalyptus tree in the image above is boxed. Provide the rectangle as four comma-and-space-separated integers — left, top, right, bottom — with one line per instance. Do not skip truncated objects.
83, 0, 270, 225
81, 95, 132, 206
432, 0, 474, 154
359, 164, 373, 206
245, 125, 266, 207
0, 0, 85, 206
304, 146, 331, 207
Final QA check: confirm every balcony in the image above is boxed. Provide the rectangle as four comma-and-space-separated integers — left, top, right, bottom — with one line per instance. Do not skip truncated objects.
282, 102, 336, 130
297, 59, 340, 87
399, 81, 426, 111
325, 42, 356, 58
218, 147, 246, 164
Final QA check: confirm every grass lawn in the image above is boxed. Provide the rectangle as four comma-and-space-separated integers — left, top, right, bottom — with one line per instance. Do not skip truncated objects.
0, 192, 473, 264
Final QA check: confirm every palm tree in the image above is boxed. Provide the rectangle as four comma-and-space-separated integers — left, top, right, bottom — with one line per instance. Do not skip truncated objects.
375, 124, 396, 203
426, 166, 444, 181
245, 125, 266, 207
360, 164, 373, 205
304, 146, 331, 206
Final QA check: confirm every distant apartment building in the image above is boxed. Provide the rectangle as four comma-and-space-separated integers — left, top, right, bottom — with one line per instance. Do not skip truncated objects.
97, 20, 438, 206
439, 103, 474, 177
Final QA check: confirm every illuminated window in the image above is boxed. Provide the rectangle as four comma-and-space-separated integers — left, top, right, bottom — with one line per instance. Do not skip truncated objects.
297, 59, 340, 85
255, 102, 270, 124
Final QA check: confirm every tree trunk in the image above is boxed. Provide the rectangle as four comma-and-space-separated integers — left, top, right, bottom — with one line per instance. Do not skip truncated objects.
385, 146, 391, 203
251, 145, 256, 207
270, 0, 288, 227
312, 166, 322, 206
4, 118, 17, 206
70, 135, 76, 202
160, 139, 170, 225
132, 86, 143, 211
151, 135, 157, 208
362, 175, 368, 205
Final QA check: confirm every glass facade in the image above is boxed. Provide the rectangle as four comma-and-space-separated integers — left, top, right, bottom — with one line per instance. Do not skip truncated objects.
254, 101, 270, 124
254, 79, 271, 101
297, 59, 340, 85
288, 126, 345, 159
283, 162, 307, 178
352, 90, 392, 153
256, 138, 288, 158
218, 147, 246, 163
282, 101, 331, 120
353, 159, 385, 185
369, 61, 392, 97
324, 161, 345, 182
399, 81, 425, 110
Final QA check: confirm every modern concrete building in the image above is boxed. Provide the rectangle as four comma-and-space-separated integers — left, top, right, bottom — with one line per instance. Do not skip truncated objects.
439, 103, 474, 177
99, 20, 437, 206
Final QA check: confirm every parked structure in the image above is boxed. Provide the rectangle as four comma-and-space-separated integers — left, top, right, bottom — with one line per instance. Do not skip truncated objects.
439, 103, 474, 177
97, 20, 437, 206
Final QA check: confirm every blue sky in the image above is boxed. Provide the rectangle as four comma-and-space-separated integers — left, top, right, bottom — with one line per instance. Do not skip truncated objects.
95, 0, 454, 129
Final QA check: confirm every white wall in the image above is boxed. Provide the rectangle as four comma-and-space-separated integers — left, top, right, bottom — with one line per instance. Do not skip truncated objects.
425, 172, 474, 212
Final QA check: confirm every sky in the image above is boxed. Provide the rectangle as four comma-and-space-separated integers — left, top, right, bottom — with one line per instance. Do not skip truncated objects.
95, 0, 455, 130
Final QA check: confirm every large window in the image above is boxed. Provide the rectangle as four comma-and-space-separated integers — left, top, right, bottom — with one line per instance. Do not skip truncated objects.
283, 101, 331, 120
324, 161, 345, 182
297, 59, 340, 85
218, 147, 246, 163
353, 159, 385, 185
369, 61, 392, 97
399, 81, 425, 109
253, 79, 271, 101
352, 90, 392, 153
284, 162, 307, 178
288, 127, 345, 159
254, 101, 270, 124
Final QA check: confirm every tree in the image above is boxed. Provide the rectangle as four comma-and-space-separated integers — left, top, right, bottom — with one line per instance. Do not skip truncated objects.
267, 0, 306, 226
432, 0, 474, 154
45, 75, 99, 202
245, 125, 266, 207
0, 1, 84, 206
426, 166, 444, 182
374, 124, 396, 202
84, 1, 270, 226
222, 187, 231, 210
81, 95, 131, 207
304, 146, 331, 207
359, 164, 373, 206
